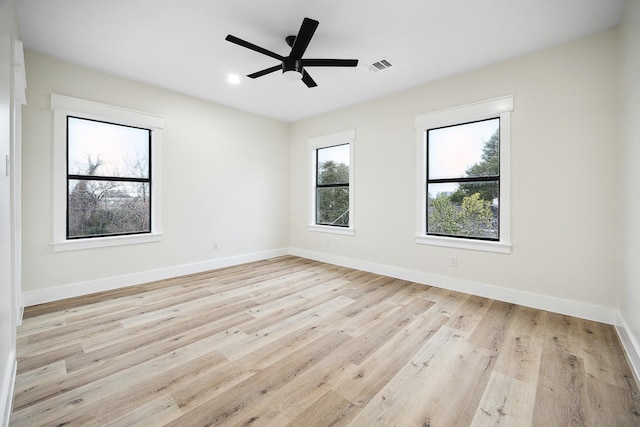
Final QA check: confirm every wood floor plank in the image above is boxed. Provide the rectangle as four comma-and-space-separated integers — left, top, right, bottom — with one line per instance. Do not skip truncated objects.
470, 371, 537, 427
492, 305, 545, 384
532, 338, 588, 426
39, 352, 227, 426
166, 331, 352, 426
10, 256, 640, 427
217, 296, 355, 361
348, 325, 489, 426
242, 301, 443, 426
345, 297, 434, 365
286, 390, 357, 427
12, 312, 255, 411
331, 308, 449, 409
102, 393, 182, 427
15, 342, 83, 375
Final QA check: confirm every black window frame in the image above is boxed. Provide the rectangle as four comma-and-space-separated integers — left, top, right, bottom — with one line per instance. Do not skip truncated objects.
426, 117, 500, 242
315, 143, 350, 228
66, 115, 153, 239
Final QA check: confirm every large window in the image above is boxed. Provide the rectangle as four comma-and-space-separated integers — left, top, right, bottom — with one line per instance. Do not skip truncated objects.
416, 96, 513, 253
51, 94, 164, 251
67, 117, 152, 239
427, 118, 500, 240
308, 129, 355, 235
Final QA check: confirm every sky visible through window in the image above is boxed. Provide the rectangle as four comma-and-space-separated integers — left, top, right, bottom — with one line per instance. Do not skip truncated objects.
428, 118, 498, 194
68, 117, 150, 179
317, 143, 349, 168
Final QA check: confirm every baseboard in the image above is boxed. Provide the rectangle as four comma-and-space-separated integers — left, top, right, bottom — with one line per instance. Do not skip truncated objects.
615, 313, 640, 386
289, 247, 617, 325
22, 248, 289, 306
1, 351, 16, 427
22, 245, 618, 325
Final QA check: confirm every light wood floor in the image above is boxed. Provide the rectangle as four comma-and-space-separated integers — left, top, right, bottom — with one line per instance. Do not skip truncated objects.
11, 256, 640, 426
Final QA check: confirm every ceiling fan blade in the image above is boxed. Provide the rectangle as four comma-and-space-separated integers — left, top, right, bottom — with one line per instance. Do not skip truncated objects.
301, 70, 318, 88
289, 18, 319, 59
301, 59, 359, 67
225, 35, 284, 61
247, 65, 282, 79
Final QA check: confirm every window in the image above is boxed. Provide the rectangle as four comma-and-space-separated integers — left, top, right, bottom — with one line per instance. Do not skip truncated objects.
316, 144, 350, 226
51, 94, 164, 251
308, 129, 355, 235
415, 96, 513, 253
427, 118, 500, 240
67, 117, 151, 239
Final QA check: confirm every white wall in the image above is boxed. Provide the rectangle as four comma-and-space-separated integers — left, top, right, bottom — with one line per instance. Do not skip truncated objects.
618, 0, 640, 376
0, 1, 19, 424
289, 29, 620, 322
21, 51, 289, 300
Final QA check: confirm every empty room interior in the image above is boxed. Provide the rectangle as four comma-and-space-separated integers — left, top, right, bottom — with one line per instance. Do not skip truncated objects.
1, 0, 640, 425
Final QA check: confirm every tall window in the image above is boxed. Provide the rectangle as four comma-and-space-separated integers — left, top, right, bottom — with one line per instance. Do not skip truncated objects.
427, 118, 500, 240
415, 96, 513, 253
67, 117, 152, 239
308, 129, 355, 235
316, 144, 350, 227
51, 94, 164, 251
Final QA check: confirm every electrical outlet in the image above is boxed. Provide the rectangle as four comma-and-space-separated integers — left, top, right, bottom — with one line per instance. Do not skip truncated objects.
323, 239, 331, 248
450, 257, 458, 267
213, 242, 219, 251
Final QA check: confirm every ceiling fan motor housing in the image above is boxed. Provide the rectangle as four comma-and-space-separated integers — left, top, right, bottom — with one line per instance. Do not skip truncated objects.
282, 57, 303, 80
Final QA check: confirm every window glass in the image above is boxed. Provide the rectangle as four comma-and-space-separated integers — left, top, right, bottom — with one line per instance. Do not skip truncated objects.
68, 117, 150, 178
316, 187, 349, 226
67, 117, 151, 239
428, 118, 499, 179
427, 182, 499, 240
317, 144, 349, 185
426, 118, 500, 241
316, 144, 350, 227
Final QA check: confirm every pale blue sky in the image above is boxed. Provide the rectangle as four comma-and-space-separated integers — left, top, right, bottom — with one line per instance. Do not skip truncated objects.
68, 117, 150, 178
428, 118, 498, 194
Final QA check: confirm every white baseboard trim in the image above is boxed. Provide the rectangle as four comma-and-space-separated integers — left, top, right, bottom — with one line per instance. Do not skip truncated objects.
22, 245, 618, 326
1, 351, 16, 427
615, 313, 640, 386
289, 247, 617, 325
22, 248, 289, 306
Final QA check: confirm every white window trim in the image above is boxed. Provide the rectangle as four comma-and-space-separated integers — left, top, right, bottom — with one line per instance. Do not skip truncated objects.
51, 94, 164, 251
415, 96, 513, 253
308, 129, 355, 236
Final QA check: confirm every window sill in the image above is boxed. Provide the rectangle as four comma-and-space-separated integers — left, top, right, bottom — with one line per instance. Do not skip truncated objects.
308, 225, 355, 236
53, 232, 163, 252
415, 235, 511, 254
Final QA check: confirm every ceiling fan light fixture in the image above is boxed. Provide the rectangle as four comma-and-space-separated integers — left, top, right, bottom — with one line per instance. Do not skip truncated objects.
282, 58, 303, 81
283, 69, 303, 81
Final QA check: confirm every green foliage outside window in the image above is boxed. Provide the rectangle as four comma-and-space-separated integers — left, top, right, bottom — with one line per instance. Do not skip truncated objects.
316, 159, 349, 226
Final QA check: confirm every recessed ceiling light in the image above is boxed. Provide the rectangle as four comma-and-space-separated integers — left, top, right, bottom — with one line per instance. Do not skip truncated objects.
226, 73, 242, 85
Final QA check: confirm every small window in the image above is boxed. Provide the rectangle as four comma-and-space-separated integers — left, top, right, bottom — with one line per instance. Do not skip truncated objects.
67, 117, 152, 239
308, 129, 355, 235
427, 118, 500, 240
316, 144, 350, 227
415, 96, 513, 253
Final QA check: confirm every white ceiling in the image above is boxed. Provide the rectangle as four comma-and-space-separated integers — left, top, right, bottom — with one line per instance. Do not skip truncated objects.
16, 0, 626, 122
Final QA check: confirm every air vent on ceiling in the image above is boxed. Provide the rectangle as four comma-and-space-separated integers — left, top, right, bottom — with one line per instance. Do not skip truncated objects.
366, 58, 393, 72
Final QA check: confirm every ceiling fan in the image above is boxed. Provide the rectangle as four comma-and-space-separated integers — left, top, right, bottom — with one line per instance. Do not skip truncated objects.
225, 17, 359, 88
